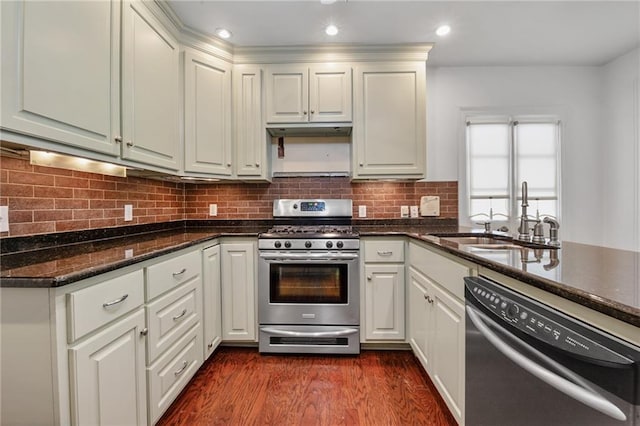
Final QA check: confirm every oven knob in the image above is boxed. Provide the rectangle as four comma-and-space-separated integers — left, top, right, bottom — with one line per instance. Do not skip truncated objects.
305, 241, 312, 248
326, 241, 333, 248
274, 241, 282, 248
284, 241, 291, 248
336, 241, 344, 249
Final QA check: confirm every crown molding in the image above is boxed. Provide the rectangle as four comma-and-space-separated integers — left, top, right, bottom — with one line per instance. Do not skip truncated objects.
153, 1, 432, 65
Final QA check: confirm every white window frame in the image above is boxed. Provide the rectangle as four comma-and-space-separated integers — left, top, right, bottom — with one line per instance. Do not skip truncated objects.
459, 108, 563, 234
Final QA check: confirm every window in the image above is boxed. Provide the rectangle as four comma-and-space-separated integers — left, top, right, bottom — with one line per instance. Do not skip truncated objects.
464, 116, 561, 231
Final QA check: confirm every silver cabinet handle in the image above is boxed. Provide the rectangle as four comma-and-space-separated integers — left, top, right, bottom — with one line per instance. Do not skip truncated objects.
114, 136, 123, 143
424, 294, 434, 304
255, 162, 260, 167
140, 328, 148, 337
310, 110, 315, 114
207, 342, 214, 349
172, 309, 187, 321
303, 110, 308, 115
102, 294, 128, 308
377, 251, 393, 256
174, 360, 188, 376
172, 268, 187, 277
126, 140, 134, 147
367, 275, 372, 281
227, 163, 232, 167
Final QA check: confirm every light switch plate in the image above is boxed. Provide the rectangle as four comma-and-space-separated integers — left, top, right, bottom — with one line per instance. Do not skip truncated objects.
124, 204, 133, 221
0, 206, 8, 232
358, 205, 367, 218
410, 206, 419, 218
209, 204, 218, 217
400, 205, 409, 218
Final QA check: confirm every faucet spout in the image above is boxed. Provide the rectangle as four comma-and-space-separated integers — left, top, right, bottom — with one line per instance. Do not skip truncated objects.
517, 181, 532, 241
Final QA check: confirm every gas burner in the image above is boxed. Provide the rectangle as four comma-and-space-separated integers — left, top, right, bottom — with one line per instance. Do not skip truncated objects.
265, 225, 356, 237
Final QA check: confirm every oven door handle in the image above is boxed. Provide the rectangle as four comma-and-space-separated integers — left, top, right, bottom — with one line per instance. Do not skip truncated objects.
260, 327, 359, 338
466, 305, 627, 422
259, 252, 359, 261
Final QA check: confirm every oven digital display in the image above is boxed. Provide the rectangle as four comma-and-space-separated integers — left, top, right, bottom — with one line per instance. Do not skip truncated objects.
300, 201, 325, 212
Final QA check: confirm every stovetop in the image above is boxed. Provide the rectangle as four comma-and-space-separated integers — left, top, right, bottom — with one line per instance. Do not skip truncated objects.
260, 225, 358, 239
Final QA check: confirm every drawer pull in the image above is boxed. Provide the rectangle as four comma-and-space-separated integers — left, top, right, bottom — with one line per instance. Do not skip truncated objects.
174, 360, 188, 376
172, 309, 187, 321
102, 294, 128, 308
377, 251, 393, 256
172, 268, 187, 277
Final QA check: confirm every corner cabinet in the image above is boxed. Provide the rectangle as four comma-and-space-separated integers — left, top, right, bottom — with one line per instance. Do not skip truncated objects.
183, 50, 232, 176
408, 241, 469, 425
352, 62, 426, 179
265, 64, 352, 123
121, 0, 180, 171
0, 0, 120, 156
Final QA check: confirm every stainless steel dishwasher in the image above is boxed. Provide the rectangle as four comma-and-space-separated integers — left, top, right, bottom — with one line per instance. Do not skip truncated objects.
464, 276, 640, 425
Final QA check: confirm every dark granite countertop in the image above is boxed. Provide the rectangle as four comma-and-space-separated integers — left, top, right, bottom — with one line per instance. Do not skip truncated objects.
1, 220, 638, 328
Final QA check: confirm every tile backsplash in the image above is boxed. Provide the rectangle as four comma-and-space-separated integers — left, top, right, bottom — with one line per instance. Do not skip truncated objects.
0, 155, 457, 237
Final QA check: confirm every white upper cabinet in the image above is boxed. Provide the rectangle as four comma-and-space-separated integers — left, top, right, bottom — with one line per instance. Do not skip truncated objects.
352, 62, 426, 179
183, 50, 232, 176
121, 0, 180, 171
265, 64, 352, 123
234, 65, 270, 179
0, 0, 120, 156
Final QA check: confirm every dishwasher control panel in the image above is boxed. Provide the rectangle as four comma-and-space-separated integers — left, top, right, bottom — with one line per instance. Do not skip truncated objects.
464, 276, 632, 366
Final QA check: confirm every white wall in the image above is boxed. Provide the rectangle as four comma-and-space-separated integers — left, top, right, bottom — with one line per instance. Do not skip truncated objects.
425, 64, 636, 248
600, 48, 640, 251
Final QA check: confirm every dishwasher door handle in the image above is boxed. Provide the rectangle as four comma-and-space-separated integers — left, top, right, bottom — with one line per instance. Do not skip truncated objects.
466, 305, 627, 422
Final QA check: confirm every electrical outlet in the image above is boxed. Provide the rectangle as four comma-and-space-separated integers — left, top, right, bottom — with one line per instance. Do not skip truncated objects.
124, 204, 133, 221
410, 205, 419, 218
209, 204, 218, 217
400, 205, 409, 218
0, 206, 8, 232
358, 205, 367, 218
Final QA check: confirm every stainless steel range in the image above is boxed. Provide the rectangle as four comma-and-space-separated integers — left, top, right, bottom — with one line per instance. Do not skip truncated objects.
258, 199, 360, 354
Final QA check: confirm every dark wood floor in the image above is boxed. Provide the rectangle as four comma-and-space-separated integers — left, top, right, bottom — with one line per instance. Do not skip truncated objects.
157, 346, 457, 426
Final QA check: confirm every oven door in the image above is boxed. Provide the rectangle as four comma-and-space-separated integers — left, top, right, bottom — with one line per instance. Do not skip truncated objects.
258, 251, 360, 326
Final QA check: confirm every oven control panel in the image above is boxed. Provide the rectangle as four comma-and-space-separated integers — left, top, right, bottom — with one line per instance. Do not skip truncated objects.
299, 201, 325, 212
258, 239, 360, 250
464, 276, 632, 366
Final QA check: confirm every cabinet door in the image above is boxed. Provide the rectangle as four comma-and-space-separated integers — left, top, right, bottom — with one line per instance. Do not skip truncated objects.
431, 281, 465, 423
203, 245, 222, 359
408, 268, 431, 372
121, 0, 180, 171
353, 62, 426, 178
309, 65, 352, 123
234, 65, 269, 178
364, 264, 405, 340
221, 242, 256, 341
1, 0, 120, 156
265, 65, 308, 123
184, 51, 232, 176
68, 309, 147, 426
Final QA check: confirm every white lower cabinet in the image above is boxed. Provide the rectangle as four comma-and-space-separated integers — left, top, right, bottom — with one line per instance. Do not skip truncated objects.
203, 244, 223, 359
69, 308, 148, 426
408, 241, 469, 425
362, 238, 406, 341
221, 240, 257, 341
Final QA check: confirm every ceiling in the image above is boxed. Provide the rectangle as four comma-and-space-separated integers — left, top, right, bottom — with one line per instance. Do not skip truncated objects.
166, 1, 640, 66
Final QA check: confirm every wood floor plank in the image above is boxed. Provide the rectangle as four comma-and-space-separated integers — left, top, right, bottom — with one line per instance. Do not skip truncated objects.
157, 347, 457, 426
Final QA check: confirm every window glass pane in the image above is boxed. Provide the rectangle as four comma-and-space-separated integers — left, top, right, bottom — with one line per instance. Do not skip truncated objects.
518, 158, 557, 197
468, 123, 509, 198
515, 122, 559, 201
470, 158, 509, 196
516, 123, 556, 155
468, 124, 509, 156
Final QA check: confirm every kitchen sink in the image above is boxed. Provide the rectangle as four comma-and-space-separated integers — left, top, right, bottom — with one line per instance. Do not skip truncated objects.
429, 233, 559, 251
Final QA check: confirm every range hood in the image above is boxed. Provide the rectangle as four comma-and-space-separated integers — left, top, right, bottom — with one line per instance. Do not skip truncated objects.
266, 125, 352, 137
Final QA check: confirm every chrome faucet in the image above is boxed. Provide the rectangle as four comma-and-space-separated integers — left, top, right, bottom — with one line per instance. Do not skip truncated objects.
517, 181, 539, 241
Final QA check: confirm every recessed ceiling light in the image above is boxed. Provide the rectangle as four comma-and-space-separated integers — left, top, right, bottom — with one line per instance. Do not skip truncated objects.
325, 24, 339, 36
436, 25, 451, 37
215, 28, 232, 39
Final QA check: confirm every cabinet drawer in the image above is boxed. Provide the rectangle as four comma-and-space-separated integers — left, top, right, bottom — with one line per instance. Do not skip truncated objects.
146, 276, 201, 363
147, 323, 203, 425
146, 250, 200, 301
67, 270, 144, 342
364, 240, 405, 263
